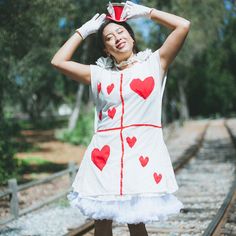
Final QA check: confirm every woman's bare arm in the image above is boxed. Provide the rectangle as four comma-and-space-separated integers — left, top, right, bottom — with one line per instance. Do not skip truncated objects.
150, 9, 191, 71
51, 13, 105, 84
51, 32, 91, 85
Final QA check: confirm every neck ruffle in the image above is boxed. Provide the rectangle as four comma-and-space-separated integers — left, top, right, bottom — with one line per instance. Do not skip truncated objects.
95, 49, 152, 69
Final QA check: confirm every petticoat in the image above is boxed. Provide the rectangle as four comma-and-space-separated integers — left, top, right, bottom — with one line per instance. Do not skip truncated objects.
67, 191, 184, 224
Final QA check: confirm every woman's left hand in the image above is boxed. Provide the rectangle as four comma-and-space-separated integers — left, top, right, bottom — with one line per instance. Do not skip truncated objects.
121, 1, 153, 19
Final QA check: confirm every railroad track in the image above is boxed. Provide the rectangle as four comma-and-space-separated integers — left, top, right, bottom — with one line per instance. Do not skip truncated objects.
65, 119, 236, 236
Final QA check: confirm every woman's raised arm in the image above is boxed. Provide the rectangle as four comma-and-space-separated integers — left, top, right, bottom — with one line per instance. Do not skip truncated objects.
150, 9, 191, 71
51, 13, 106, 85
121, 1, 190, 72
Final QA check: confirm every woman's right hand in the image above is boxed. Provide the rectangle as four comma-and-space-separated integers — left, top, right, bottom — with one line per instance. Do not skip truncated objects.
76, 13, 106, 39
121, 1, 152, 20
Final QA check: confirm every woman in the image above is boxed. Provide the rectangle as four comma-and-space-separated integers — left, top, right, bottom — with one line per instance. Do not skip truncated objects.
51, 1, 190, 236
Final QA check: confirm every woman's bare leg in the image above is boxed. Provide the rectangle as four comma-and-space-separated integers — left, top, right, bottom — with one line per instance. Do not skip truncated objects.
94, 219, 113, 236
127, 222, 148, 236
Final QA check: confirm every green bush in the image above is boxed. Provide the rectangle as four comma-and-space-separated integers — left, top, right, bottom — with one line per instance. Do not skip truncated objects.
0, 120, 20, 184
56, 109, 94, 146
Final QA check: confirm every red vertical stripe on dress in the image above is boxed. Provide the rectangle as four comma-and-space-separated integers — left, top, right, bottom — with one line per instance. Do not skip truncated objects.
119, 73, 125, 196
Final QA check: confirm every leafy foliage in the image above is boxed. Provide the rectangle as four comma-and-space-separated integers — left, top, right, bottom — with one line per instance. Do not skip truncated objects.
142, 0, 236, 119
0, 120, 20, 184
0, 0, 236, 182
55, 105, 94, 146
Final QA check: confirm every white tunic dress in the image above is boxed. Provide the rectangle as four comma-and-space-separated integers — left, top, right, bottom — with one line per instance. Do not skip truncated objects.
67, 49, 184, 224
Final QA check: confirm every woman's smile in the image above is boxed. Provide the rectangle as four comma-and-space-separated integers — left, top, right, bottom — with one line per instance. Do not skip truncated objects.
116, 41, 126, 49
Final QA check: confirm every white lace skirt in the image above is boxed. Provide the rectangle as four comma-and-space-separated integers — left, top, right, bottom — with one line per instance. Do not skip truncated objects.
67, 191, 184, 224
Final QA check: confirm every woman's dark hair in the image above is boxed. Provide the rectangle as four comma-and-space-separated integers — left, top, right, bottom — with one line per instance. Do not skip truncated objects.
96, 19, 139, 58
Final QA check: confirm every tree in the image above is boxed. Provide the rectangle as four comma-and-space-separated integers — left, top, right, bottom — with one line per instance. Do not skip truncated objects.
142, 0, 227, 121
0, 0, 75, 182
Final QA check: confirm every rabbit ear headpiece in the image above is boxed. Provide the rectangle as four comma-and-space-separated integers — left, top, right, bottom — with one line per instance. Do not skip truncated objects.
106, 2, 127, 22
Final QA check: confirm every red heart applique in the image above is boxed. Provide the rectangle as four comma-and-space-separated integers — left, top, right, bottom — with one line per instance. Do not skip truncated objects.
107, 83, 114, 95
97, 82, 101, 94
126, 136, 137, 148
139, 156, 149, 167
130, 76, 155, 99
99, 110, 102, 120
108, 107, 116, 119
91, 145, 110, 171
153, 172, 162, 184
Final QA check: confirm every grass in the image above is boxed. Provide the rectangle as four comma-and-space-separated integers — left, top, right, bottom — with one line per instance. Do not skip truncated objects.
15, 156, 67, 183
17, 156, 51, 165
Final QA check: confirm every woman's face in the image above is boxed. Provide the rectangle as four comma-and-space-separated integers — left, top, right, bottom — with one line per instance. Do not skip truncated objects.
102, 23, 134, 62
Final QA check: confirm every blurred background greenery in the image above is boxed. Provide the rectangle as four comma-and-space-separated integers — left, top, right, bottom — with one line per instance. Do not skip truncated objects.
0, 0, 235, 183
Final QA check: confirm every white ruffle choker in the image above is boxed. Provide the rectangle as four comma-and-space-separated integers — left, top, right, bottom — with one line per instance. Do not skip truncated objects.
95, 49, 152, 69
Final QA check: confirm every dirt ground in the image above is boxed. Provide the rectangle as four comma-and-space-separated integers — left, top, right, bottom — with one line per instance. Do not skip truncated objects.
16, 129, 87, 165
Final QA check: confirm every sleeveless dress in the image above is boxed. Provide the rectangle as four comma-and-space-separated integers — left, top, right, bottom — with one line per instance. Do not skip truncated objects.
67, 49, 184, 224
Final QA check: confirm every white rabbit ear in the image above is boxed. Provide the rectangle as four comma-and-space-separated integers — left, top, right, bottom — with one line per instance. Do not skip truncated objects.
120, 3, 131, 20
107, 2, 115, 18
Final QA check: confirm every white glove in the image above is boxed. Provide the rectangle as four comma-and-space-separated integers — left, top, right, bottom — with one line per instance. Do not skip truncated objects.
76, 13, 106, 39
121, 1, 152, 19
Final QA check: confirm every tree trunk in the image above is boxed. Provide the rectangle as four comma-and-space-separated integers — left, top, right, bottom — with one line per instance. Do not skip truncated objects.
68, 84, 84, 131
178, 80, 189, 121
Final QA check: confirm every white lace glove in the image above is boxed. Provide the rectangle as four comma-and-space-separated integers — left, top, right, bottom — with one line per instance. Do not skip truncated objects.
121, 1, 153, 19
76, 13, 106, 39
